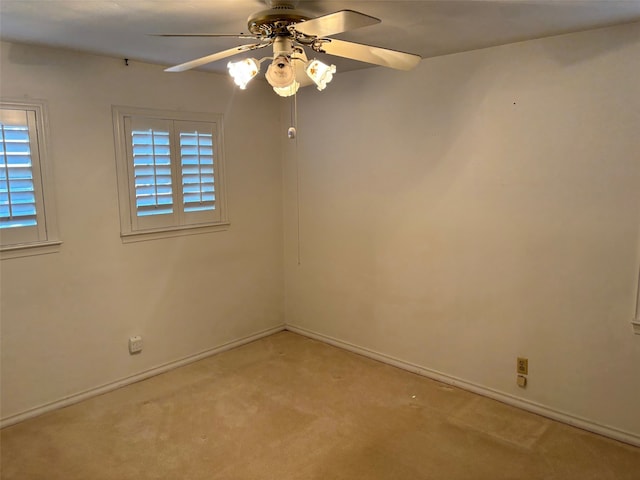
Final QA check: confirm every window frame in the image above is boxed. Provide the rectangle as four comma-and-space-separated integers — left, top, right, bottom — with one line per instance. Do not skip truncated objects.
0, 99, 60, 259
112, 106, 229, 243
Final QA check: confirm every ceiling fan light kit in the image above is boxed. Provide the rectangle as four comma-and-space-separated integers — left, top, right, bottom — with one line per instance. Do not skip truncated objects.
161, 1, 421, 97
228, 51, 335, 97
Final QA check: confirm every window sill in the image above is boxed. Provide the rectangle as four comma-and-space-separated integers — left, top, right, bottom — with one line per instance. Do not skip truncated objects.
1, 240, 62, 260
121, 222, 230, 243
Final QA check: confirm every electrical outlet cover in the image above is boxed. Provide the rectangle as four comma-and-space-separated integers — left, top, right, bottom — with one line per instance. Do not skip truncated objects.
517, 375, 527, 387
517, 357, 528, 375
129, 335, 143, 354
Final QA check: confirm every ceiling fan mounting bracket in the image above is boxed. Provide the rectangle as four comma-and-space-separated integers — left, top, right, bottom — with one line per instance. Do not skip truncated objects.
247, 9, 311, 36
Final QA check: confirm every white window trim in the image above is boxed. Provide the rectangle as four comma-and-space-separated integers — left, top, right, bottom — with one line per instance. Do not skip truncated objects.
112, 106, 229, 242
0, 99, 60, 260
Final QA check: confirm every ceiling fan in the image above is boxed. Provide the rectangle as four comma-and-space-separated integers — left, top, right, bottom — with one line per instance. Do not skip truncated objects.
159, 0, 421, 96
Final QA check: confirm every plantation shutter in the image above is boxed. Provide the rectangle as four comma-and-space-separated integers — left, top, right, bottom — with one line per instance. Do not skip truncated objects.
114, 107, 227, 237
176, 121, 220, 224
0, 108, 46, 245
124, 117, 177, 231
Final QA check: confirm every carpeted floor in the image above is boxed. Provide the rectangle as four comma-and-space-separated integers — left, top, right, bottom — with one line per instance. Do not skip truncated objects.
1, 331, 639, 479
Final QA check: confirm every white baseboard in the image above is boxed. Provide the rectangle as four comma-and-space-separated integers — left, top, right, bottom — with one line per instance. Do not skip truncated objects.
1, 324, 286, 429
285, 324, 640, 448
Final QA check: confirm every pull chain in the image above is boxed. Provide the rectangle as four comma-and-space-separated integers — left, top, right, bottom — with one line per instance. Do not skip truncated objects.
291, 91, 301, 264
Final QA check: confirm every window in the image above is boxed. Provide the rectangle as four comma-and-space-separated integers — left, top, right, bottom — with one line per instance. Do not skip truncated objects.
1, 100, 59, 258
112, 107, 228, 241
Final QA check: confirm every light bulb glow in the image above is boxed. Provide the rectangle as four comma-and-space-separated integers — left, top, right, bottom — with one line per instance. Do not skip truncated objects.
305, 60, 336, 91
228, 58, 259, 89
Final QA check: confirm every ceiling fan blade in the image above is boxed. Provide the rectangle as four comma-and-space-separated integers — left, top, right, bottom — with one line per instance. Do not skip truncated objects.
151, 34, 261, 39
317, 38, 421, 71
164, 42, 271, 72
294, 10, 380, 38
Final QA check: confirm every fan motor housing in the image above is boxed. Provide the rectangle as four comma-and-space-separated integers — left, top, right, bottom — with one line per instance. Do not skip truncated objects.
247, 8, 311, 35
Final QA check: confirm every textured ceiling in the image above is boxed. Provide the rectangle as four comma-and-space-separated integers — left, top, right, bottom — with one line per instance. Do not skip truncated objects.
1, 0, 640, 73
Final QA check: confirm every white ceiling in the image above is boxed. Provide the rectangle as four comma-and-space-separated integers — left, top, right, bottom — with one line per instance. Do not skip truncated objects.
1, 0, 640, 74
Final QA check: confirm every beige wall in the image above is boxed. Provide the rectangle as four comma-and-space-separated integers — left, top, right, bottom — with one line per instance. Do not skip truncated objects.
0, 42, 285, 419
284, 22, 640, 439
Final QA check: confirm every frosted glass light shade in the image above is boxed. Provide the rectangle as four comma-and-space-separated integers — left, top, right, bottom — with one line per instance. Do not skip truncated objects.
265, 56, 296, 88
265, 55, 299, 97
228, 58, 259, 89
305, 60, 336, 91
272, 80, 300, 97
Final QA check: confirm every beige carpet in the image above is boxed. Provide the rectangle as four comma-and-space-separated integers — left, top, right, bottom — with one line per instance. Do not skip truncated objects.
1, 331, 639, 479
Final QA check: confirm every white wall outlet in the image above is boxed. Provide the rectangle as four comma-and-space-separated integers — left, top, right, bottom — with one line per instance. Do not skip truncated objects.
128, 335, 143, 354
517, 374, 527, 388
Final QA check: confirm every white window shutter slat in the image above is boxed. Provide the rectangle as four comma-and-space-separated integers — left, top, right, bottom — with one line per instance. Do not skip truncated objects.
131, 129, 174, 217
0, 122, 38, 229
178, 124, 217, 216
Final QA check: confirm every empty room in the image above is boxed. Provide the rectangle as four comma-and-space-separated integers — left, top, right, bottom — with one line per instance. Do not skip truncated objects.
1, 1, 639, 478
